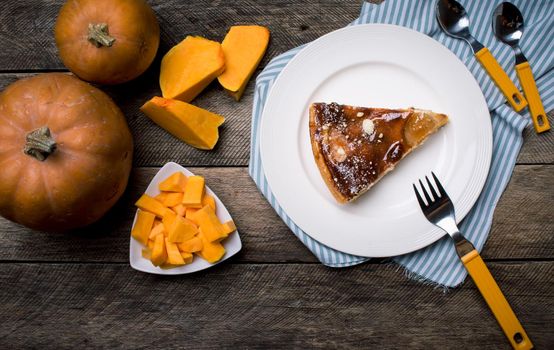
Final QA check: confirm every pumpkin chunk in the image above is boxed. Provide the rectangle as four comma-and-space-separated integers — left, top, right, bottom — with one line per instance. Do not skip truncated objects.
180, 252, 194, 264
190, 205, 226, 242
141, 96, 225, 150
159, 172, 187, 192
142, 248, 152, 260
202, 194, 216, 211
221, 220, 237, 236
197, 230, 226, 263
135, 194, 172, 217
151, 234, 167, 266
182, 176, 205, 208
171, 203, 187, 217
149, 222, 165, 239
168, 216, 197, 243
147, 239, 155, 250
165, 237, 186, 265
185, 207, 199, 219
131, 210, 156, 246
154, 192, 169, 203
162, 192, 183, 207
160, 36, 225, 102
178, 236, 203, 253
218, 26, 270, 101
162, 210, 177, 233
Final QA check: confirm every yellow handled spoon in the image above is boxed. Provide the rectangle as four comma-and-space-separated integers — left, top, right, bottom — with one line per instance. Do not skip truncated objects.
493, 2, 550, 133
436, 0, 527, 112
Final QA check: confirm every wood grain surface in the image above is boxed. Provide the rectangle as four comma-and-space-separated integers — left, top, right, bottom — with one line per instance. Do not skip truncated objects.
0, 262, 552, 349
0, 0, 552, 349
0, 165, 551, 263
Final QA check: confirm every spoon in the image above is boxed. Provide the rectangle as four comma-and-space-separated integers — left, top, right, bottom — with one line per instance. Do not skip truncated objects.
493, 2, 550, 133
436, 0, 527, 112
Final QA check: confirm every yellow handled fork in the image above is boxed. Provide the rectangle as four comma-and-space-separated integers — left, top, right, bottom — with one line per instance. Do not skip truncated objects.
413, 173, 533, 350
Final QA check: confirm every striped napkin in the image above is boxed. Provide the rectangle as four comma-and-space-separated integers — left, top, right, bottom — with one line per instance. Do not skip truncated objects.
249, 0, 554, 287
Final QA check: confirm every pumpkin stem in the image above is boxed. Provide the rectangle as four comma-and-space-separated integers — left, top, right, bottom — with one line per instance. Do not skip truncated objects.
24, 126, 57, 161
87, 23, 115, 48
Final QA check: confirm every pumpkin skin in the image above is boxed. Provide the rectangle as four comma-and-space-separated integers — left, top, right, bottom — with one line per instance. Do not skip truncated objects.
54, 0, 160, 85
0, 73, 133, 231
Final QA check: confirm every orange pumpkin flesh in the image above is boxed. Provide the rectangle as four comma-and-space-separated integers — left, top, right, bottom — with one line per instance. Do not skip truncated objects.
0, 73, 133, 231
55, 0, 160, 85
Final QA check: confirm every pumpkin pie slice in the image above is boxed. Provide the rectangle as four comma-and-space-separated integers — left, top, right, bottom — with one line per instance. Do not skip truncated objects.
309, 102, 448, 203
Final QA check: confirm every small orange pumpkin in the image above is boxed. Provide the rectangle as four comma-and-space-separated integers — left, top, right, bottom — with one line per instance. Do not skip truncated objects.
0, 73, 133, 231
54, 0, 160, 85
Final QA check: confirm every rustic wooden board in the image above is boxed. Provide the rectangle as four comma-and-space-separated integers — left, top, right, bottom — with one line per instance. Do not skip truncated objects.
0, 73, 552, 167
0, 0, 362, 71
0, 262, 551, 349
0, 165, 551, 263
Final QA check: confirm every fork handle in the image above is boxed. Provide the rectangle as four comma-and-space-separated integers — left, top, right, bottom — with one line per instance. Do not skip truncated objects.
461, 249, 533, 350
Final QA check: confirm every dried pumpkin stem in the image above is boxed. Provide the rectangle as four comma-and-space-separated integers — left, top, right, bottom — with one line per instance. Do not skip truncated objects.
24, 126, 57, 161
87, 23, 115, 48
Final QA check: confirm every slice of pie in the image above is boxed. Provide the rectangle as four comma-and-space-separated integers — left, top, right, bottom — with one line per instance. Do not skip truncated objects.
309, 102, 448, 203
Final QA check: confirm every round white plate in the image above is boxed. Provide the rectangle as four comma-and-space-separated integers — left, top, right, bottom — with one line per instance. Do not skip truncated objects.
260, 24, 492, 257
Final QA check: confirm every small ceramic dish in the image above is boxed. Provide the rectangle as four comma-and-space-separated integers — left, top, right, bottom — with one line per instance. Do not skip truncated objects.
129, 162, 242, 274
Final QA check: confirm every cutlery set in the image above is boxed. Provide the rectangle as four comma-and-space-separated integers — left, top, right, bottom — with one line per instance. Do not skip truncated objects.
410, 2, 547, 349
436, 0, 550, 133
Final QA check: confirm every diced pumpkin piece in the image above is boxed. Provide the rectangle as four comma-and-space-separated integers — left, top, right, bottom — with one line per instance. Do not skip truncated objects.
160, 264, 181, 270
185, 207, 199, 219
142, 248, 152, 260
197, 230, 226, 263
154, 192, 169, 203
218, 26, 270, 101
189, 205, 226, 242
159, 172, 187, 192
182, 176, 205, 208
131, 210, 156, 245
180, 252, 194, 264
178, 236, 203, 253
135, 194, 172, 217
160, 36, 225, 102
168, 216, 198, 243
202, 194, 216, 211
151, 234, 167, 266
162, 192, 183, 207
141, 96, 225, 150
165, 237, 186, 265
172, 203, 187, 217
221, 220, 237, 236
147, 239, 155, 250
162, 210, 177, 233
149, 222, 166, 239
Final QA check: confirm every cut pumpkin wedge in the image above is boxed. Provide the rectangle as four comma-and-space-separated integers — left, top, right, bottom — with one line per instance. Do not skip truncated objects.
160, 36, 225, 103
141, 96, 224, 150
218, 26, 270, 101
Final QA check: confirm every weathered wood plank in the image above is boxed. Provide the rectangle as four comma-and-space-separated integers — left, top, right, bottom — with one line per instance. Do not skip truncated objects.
0, 0, 361, 70
0, 262, 551, 349
0, 165, 551, 263
0, 72, 552, 167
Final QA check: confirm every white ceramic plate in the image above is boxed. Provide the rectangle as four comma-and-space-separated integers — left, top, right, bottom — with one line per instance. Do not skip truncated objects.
260, 24, 492, 257
129, 162, 242, 274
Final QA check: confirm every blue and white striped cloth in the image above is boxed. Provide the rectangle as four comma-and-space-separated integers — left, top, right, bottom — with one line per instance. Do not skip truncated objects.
249, 0, 554, 287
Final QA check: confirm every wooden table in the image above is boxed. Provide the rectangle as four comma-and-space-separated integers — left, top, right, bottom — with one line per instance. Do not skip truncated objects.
1, 1, 552, 348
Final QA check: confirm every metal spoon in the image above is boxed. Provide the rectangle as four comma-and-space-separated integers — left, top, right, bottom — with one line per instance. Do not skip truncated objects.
435, 0, 527, 112
493, 2, 550, 133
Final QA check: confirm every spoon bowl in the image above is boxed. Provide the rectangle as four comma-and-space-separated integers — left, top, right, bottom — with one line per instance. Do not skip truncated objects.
435, 0, 483, 51
493, 2, 525, 59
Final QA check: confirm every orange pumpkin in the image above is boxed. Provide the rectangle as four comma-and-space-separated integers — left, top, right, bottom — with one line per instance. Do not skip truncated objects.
0, 73, 134, 231
54, 0, 160, 85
